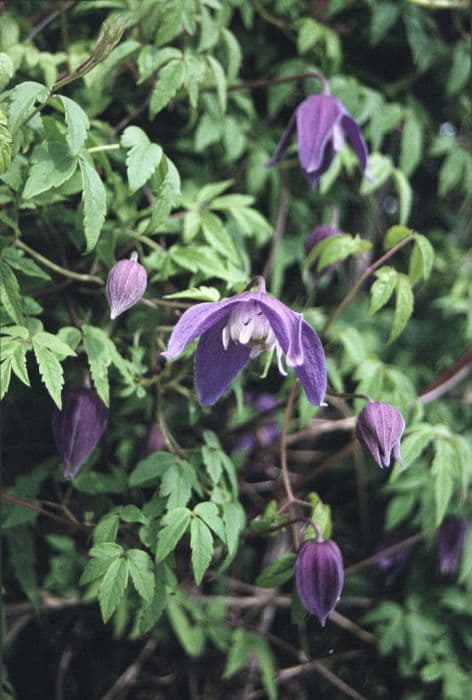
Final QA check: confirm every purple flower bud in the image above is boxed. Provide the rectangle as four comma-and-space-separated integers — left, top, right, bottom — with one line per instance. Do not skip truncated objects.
373, 528, 413, 584
295, 539, 344, 626
106, 252, 147, 319
436, 515, 469, 576
52, 388, 108, 478
355, 401, 405, 469
143, 424, 166, 456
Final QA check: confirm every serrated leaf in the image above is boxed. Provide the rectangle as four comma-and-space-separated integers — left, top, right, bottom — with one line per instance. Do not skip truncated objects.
164, 286, 220, 302
135, 572, 167, 635
129, 452, 178, 486
149, 60, 184, 117
384, 225, 413, 250
432, 439, 456, 525
0, 356, 13, 399
155, 507, 191, 562
193, 502, 225, 542
160, 462, 194, 509
200, 210, 239, 263
360, 153, 393, 195
80, 555, 118, 585
0, 109, 12, 174
370, 266, 397, 315
58, 95, 90, 155
92, 516, 120, 545
305, 234, 371, 271
121, 126, 163, 193
33, 331, 77, 358
90, 542, 123, 559
11, 345, 30, 387
201, 445, 223, 484
400, 113, 423, 177
32, 340, 63, 408
393, 168, 412, 225
222, 28, 242, 81
222, 502, 241, 559
82, 324, 111, 406
256, 553, 296, 588
7, 81, 49, 134
401, 426, 434, 465
127, 549, 155, 603
166, 597, 205, 657
409, 234, 434, 285
388, 274, 414, 343
99, 557, 129, 623
5, 526, 38, 606
207, 55, 226, 113
22, 141, 78, 200
0, 261, 24, 324
190, 517, 213, 585
79, 156, 107, 253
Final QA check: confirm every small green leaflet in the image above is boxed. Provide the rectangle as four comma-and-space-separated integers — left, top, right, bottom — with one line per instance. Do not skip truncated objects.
0, 110, 12, 174
155, 507, 191, 562
82, 324, 111, 405
22, 141, 78, 200
305, 233, 371, 271
0, 261, 24, 324
207, 55, 227, 113
127, 549, 155, 603
360, 153, 393, 195
7, 81, 49, 134
400, 113, 423, 177
121, 126, 163, 193
256, 553, 296, 588
166, 597, 205, 657
193, 502, 226, 542
149, 60, 184, 117
393, 168, 412, 225
164, 286, 221, 302
190, 516, 213, 585
409, 234, 434, 285
79, 156, 107, 253
389, 274, 414, 343
129, 452, 178, 486
370, 266, 397, 315
99, 557, 129, 623
32, 340, 64, 408
57, 95, 90, 155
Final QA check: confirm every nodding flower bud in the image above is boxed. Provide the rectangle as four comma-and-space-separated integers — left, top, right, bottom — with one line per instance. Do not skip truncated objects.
374, 529, 413, 585
106, 252, 147, 319
436, 515, 469, 576
295, 539, 344, 626
53, 388, 108, 479
355, 401, 405, 469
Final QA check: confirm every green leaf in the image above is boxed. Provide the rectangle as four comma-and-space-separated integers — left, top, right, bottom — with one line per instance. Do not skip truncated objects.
164, 286, 220, 302
32, 340, 64, 408
0, 109, 12, 175
58, 95, 90, 155
388, 274, 414, 343
252, 636, 277, 700
11, 345, 30, 387
33, 331, 77, 358
200, 211, 239, 263
149, 60, 184, 118
222, 28, 242, 81
305, 234, 371, 271
121, 126, 163, 193
155, 507, 191, 562
93, 515, 120, 544
400, 113, 423, 177
190, 516, 213, 584
393, 169, 412, 225
370, 266, 397, 315
99, 557, 129, 623
148, 156, 181, 226
80, 555, 119, 585
90, 542, 123, 559
409, 234, 434, 285
384, 225, 413, 250
166, 597, 205, 657
5, 526, 38, 606
222, 502, 242, 560
134, 572, 167, 635
22, 141, 78, 200
438, 148, 466, 197
82, 324, 112, 406
256, 553, 296, 588
0, 261, 24, 324
401, 425, 434, 465
207, 55, 227, 113
7, 81, 49, 134
127, 549, 155, 603
0, 356, 13, 399
360, 153, 393, 195
370, 2, 400, 45
447, 41, 471, 96
432, 438, 456, 525
193, 502, 225, 542
160, 461, 196, 509
129, 452, 178, 486
79, 156, 107, 253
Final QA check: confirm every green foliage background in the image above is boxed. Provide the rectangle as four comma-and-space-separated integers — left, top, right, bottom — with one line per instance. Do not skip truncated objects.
1, 1, 471, 698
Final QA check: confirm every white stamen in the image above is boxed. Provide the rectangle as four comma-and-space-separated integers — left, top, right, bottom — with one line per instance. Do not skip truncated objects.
332, 122, 345, 152
222, 324, 230, 350
276, 343, 287, 376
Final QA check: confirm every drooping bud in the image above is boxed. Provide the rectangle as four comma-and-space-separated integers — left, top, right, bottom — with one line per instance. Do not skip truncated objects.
373, 528, 413, 585
106, 252, 147, 319
143, 424, 166, 456
355, 401, 405, 469
52, 388, 108, 479
436, 515, 469, 576
295, 539, 344, 626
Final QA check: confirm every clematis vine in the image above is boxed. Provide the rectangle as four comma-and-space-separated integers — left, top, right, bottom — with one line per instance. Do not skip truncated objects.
162, 277, 326, 407
266, 77, 369, 188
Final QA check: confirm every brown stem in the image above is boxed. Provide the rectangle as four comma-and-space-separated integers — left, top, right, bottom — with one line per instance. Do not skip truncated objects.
263, 181, 289, 281
345, 528, 435, 576
321, 234, 414, 335
280, 382, 298, 504
0, 492, 89, 533
418, 347, 472, 404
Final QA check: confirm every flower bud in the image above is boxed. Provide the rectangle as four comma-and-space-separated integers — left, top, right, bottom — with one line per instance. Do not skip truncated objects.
295, 539, 344, 626
106, 252, 147, 319
304, 211, 342, 279
355, 401, 405, 469
52, 388, 108, 478
373, 528, 413, 584
436, 515, 468, 576
143, 424, 166, 456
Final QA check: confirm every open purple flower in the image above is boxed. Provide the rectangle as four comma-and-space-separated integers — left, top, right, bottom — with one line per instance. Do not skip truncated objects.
53, 388, 108, 479
295, 538, 344, 626
356, 401, 405, 469
266, 93, 369, 188
436, 515, 468, 576
162, 277, 326, 407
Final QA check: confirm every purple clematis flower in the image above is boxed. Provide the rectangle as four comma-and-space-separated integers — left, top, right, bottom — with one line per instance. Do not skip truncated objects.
295, 538, 344, 626
356, 401, 405, 469
162, 277, 326, 407
106, 252, 147, 320
266, 92, 369, 188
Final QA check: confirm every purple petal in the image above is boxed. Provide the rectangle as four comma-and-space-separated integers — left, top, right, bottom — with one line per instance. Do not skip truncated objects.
296, 95, 344, 174
106, 258, 147, 319
295, 539, 344, 626
162, 298, 240, 359
341, 114, 369, 173
265, 111, 297, 167
304, 140, 336, 189
243, 291, 304, 367
294, 321, 327, 406
195, 317, 251, 405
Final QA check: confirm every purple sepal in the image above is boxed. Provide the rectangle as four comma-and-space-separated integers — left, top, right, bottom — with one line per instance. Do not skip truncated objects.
355, 402, 405, 469
295, 539, 344, 626
52, 388, 108, 479
106, 255, 147, 319
436, 515, 469, 576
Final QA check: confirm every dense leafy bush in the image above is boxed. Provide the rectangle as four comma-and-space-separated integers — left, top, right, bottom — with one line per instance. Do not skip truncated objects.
1, 1, 471, 698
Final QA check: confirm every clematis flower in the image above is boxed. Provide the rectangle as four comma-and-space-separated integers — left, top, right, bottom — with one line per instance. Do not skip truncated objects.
356, 401, 405, 469
162, 277, 326, 407
106, 252, 147, 319
436, 515, 468, 576
52, 388, 108, 479
295, 538, 344, 626
266, 92, 369, 188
